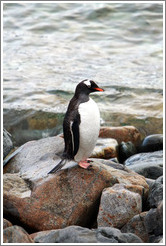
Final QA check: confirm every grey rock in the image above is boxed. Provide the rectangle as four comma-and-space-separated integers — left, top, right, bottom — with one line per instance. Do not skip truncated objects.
3, 225, 34, 243
144, 201, 163, 238
3, 129, 13, 159
4, 135, 65, 183
33, 226, 97, 243
155, 201, 163, 236
147, 176, 163, 208
145, 178, 155, 187
124, 150, 163, 179
97, 184, 142, 228
32, 225, 143, 243
96, 227, 142, 243
121, 212, 149, 242
121, 201, 163, 243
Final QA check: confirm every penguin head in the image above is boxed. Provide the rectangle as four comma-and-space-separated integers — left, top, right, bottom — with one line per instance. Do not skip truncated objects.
75, 79, 104, 96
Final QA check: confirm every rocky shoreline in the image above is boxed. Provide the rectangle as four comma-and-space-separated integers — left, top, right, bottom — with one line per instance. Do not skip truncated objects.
3, 126, 163, 243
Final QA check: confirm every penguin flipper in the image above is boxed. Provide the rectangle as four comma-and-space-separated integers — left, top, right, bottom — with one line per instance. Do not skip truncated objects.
48, 159, 66, 174
63, 110, 80, 158
71, 114, 80, 155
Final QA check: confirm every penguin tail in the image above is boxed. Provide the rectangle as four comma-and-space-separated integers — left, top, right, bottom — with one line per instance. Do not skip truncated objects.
48, 159, 67, 174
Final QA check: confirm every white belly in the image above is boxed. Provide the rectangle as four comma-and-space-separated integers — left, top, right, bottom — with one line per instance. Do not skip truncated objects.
74, 98, 100, 162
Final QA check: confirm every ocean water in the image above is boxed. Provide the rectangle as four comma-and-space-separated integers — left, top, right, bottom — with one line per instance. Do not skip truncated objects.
3, 2, 163, 145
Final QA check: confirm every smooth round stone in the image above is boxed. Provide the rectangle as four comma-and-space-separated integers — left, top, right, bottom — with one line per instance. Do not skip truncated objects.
139, 134, 163, 153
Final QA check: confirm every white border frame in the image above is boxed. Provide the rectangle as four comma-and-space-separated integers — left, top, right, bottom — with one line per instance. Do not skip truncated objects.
1, 1, 165, 245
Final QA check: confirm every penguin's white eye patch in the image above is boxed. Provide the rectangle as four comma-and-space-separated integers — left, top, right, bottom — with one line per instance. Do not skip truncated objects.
84, 80, 91, 88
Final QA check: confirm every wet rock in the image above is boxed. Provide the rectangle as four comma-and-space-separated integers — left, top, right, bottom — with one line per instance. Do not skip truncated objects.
118, 141, 137, 163
117, 134, 163, 164
138, 134, 163, 153
3, 136, 149, 232
121, 212, 149, 242
31, 225, 142, 243
147, 176, 163, 208
144, 201, 163, 242
3, 128, 13, 159
124, 150, 163, 179
3, 218, 13, 229
4, 108, 64, 146
99, 126, 141, 145
91, 138, 118, 159
97, 184, 142, 228
3, 225, 34, 243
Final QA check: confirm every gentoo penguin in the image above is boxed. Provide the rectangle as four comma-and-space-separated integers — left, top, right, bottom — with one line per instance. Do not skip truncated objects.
48, 79, 104, 174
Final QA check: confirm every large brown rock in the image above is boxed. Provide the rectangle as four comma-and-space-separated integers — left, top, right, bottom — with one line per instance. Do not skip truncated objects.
97, 184, 142, 228
3, 136, 148, 232
3, 225, 34, 243
99, 126, 141, 145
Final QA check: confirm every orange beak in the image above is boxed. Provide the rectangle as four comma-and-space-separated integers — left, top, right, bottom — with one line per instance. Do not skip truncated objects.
94, 87, 104, 92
